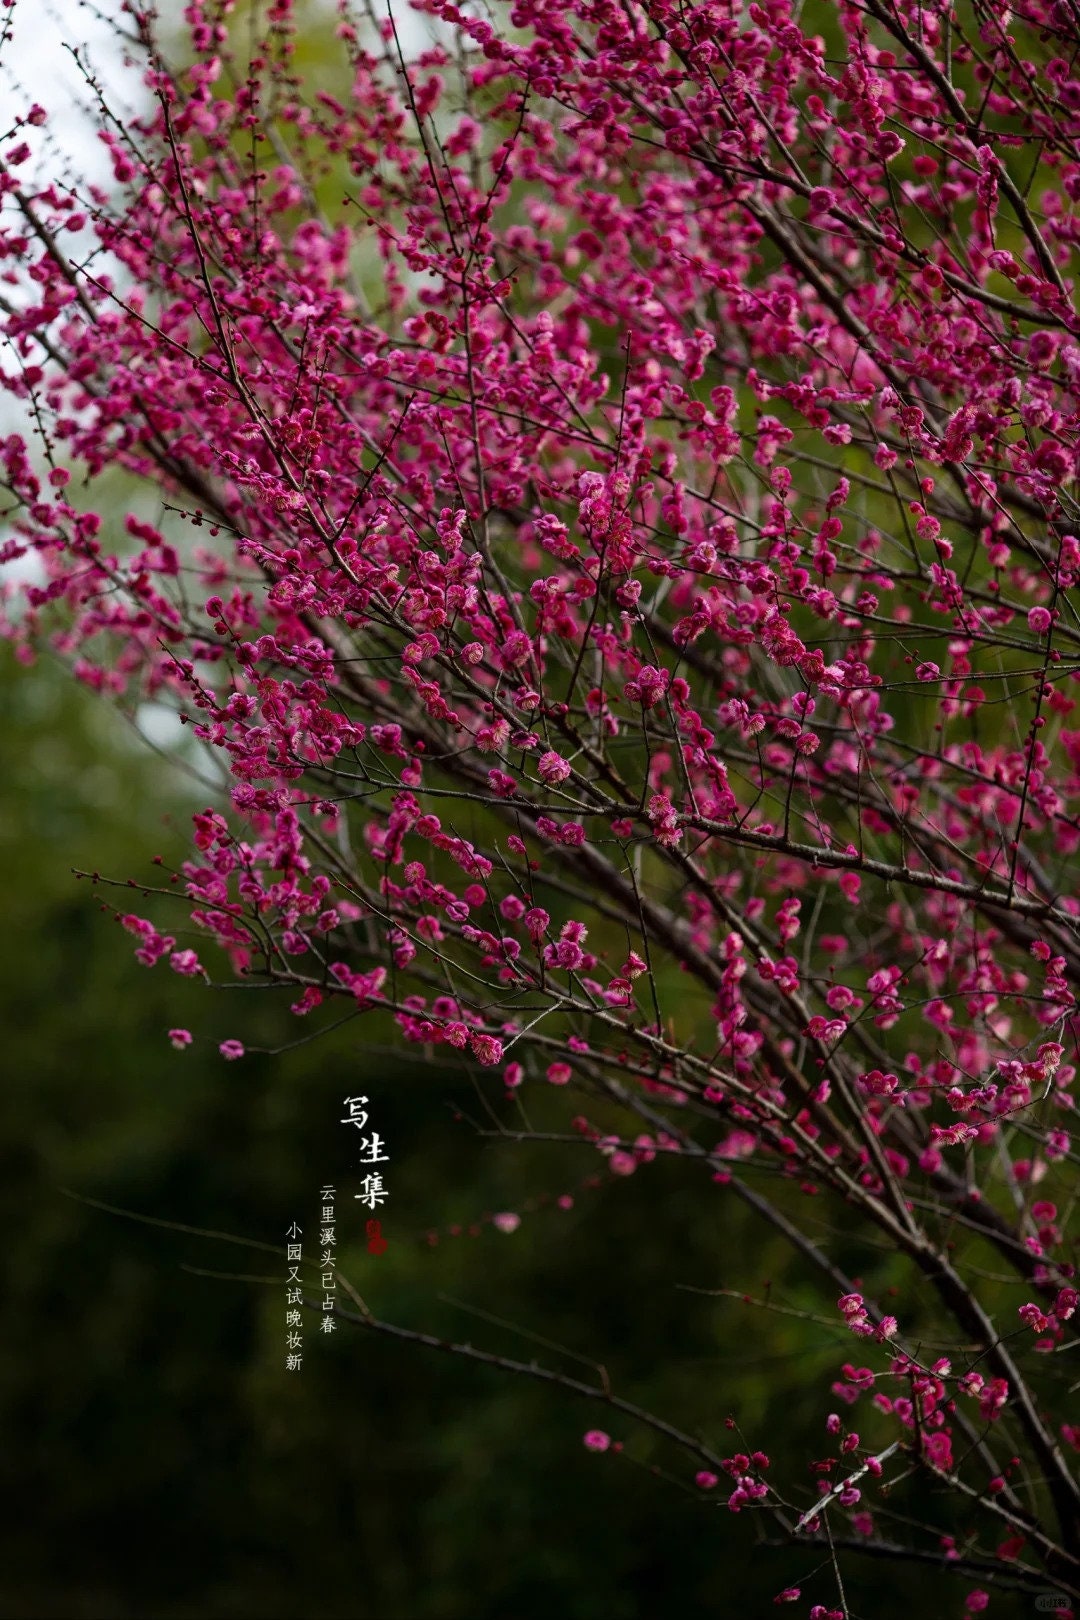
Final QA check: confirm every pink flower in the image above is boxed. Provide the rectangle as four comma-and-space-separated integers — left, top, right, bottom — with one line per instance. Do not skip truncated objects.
523, 907, 550, 939
169, 948, 203, 977
219, 1040, 245, 1061
537, 750, 571, 786
168, 1028, 192, 1050
1028, 606, 1053, 634
492, 1212, 520, 1234
583, 1430, 611, 1452
469, 1033, 504, 1066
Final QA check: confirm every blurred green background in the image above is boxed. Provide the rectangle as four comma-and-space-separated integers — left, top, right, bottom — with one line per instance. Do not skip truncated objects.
0, 643, 792, 1620
0, 645, 1038, 1620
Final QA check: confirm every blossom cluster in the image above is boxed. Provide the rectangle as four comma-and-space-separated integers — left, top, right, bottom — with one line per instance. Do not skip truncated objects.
3, 0, 1080, 1608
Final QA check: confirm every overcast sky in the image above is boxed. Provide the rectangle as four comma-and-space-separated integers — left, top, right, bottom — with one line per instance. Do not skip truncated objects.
2, 0, 429, 184
2, 0, 137, 184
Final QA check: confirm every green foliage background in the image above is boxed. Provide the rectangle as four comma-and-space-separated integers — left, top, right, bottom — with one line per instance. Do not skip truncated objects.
0, 647, 1037, 1620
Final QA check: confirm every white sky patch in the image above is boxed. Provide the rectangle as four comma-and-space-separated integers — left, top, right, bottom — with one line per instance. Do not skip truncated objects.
0, 0, 135, 184
0, 0, 446, 598
133, 701, 187, 753
0, 3, 141, 586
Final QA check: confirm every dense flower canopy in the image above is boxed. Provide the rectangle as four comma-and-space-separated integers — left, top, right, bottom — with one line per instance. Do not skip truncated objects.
2, 0, 1080, 1609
